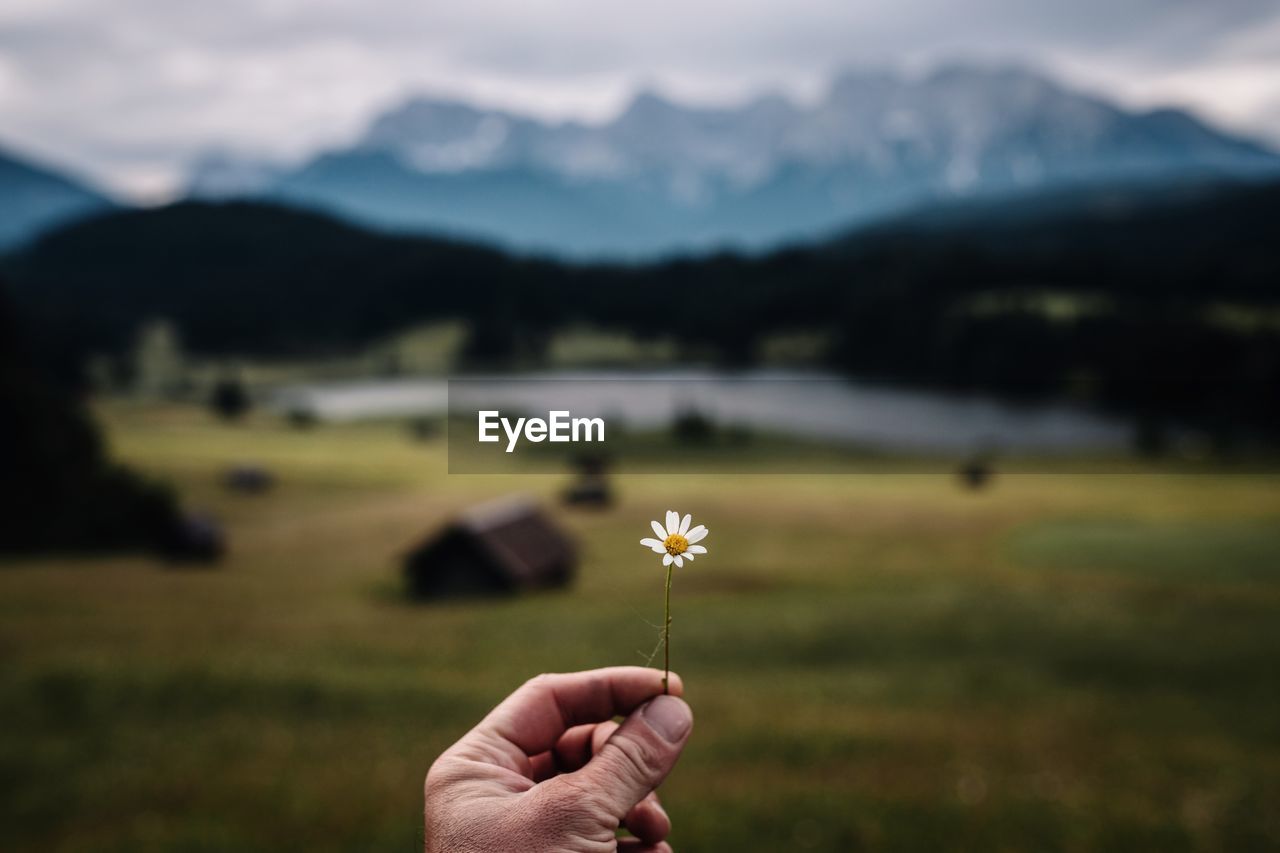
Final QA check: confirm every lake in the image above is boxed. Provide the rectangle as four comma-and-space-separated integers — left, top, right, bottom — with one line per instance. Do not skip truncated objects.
270, 369, 1133, 453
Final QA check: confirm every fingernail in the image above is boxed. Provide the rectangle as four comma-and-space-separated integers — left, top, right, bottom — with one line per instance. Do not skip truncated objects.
642, 695, 692, 743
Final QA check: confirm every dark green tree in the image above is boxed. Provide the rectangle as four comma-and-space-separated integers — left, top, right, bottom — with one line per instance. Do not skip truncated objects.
0, 282, 182, 553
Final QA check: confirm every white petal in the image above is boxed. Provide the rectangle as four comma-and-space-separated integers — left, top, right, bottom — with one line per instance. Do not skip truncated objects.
663, 553, 674, 566
682, 552, 695, 561
679, 513, 691, 535
665, 510, 679, 535
686, 525, 708, 543
688, 545, 707, 554
673, 555, 683, 568
651, 520, 667, 540
640, 538, 665, 553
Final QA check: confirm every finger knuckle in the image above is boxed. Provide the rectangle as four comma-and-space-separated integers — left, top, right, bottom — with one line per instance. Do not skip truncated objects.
608, 735, 661, 786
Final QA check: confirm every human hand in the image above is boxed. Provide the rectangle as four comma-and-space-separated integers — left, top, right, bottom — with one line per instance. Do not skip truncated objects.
424, 667, 693, 852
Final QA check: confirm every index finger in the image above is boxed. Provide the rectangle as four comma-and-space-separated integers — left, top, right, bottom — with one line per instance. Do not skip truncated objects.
475, 667, 683, 760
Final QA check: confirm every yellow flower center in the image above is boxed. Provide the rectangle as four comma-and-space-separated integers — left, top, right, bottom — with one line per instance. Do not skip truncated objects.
663, 533, 689, 556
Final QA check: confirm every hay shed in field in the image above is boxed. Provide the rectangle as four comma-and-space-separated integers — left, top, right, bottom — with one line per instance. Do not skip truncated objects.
562, 452, 614, 509
403, 498, 577, 600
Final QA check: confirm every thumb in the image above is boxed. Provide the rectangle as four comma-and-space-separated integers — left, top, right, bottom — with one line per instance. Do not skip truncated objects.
558, 694, 693, 819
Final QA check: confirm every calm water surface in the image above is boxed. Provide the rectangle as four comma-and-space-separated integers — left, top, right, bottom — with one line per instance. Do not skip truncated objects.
271, 370, 1132, 453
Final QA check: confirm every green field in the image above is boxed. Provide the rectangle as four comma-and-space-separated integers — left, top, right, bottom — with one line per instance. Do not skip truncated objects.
2, 403, 1279, 852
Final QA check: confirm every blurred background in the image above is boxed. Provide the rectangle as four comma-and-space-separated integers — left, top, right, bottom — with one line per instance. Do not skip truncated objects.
2, 1, 1279, 850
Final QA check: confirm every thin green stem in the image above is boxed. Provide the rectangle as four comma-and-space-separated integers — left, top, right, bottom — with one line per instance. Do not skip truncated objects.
662, 562, 674, 695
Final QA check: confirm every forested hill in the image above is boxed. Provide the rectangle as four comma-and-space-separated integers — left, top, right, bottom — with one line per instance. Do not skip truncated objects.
826, 179, 1280, 303
4, 201, 538, 361
4, 181, 1280, 429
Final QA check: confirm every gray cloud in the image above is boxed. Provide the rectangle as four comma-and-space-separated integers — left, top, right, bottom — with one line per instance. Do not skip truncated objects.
1, 0, 1277, 198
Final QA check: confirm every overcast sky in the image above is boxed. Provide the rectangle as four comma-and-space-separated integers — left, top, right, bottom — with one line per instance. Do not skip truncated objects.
2, 0, 1279, 199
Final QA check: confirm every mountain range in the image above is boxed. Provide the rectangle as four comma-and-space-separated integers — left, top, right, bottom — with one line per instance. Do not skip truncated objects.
0, 147, 115, 251
4, 63, 1279, 258
190, 63, 1280, 257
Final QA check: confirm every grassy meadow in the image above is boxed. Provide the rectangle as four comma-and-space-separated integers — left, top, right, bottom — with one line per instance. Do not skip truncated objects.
2, 401, 1279, 851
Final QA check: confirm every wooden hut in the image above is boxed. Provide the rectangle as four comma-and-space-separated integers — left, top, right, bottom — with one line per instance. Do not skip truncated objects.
403, 498, 577, 599
562, 452, 614, 509
223, 464, 276, 494
160, 511, 226, 564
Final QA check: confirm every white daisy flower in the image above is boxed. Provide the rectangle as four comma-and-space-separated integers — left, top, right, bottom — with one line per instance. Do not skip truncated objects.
639, 510, 709, 568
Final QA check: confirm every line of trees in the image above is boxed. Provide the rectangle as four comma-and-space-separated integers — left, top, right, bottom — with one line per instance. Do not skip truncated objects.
3, 180, 1279, 438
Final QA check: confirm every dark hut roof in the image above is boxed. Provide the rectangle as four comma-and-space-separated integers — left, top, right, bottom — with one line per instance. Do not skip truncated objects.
405, 497, 577, 596
453, 498, 576, 587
